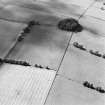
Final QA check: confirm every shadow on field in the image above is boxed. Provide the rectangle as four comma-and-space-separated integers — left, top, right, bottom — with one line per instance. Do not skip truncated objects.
1, 0, 82, 21
84, 26, 100, 36
0, 0, 85, 50
23, 25, 69, 51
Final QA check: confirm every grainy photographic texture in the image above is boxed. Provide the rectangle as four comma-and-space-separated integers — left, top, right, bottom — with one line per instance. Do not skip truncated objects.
0, 0, 105, 105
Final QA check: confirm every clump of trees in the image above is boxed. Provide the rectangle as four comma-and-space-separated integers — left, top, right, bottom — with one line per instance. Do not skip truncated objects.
0, 58, 31, 66
89, 50, 102, 57
0, 58, 52, 69
34, 64, 43, 68
34, 64, 51, 70
57, 18, 83, 32
102, 54, 105, 59
73, 41, 105, 59
17, 21, 40, 42
83, 81, 105, 93
73, 42, 86, 51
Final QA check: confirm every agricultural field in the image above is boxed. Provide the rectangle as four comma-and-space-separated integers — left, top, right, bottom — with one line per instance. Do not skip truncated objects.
0, 0, 105, 105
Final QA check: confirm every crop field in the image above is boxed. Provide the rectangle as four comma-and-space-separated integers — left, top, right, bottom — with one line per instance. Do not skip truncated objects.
0, 0, 105, 105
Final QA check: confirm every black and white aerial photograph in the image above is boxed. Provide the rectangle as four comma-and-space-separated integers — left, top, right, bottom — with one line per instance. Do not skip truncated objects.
0, 0, 105, 105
